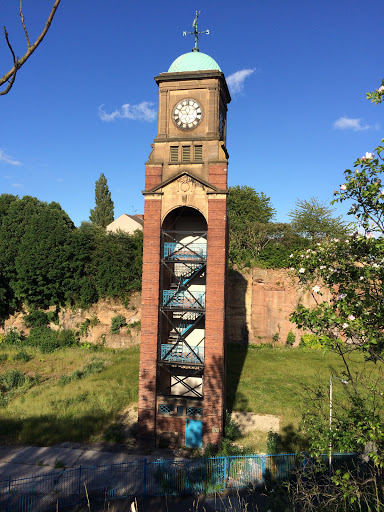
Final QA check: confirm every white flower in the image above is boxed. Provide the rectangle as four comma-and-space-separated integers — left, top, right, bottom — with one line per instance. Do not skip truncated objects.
342, 323, 349, 329
289, 254, 294, 258
361, 152, 373, 161
337, 293, 347, 300
312, 285, 321, 293
299, 268, 305, 274
340, 184, 347, 191
378, 85, 384, 93
359, 276, 364, 280
372, 263, 379, 268
289, 267, 295, 271
320, 265, 326, 270
366, 232, 374, 239
348, 315, 355, 321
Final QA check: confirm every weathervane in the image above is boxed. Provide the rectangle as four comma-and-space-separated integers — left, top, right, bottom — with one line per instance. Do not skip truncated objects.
183, 11, 209, 52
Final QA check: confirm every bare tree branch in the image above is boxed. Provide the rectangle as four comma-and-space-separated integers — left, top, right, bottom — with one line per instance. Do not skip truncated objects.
1, 27, 18, 96
19, 0, 31, 49
0, 0, 62, 96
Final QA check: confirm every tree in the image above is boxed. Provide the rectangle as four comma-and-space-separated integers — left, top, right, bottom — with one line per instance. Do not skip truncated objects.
288, 196, 349, 242
227, 186, 276, 265
227, 185, 276, 228
1, 1, 62, 95
89, 173, 114, 228
290, 79, 384, 473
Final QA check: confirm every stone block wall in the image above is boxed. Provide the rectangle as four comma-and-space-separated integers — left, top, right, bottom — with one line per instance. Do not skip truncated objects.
226, 267, 331, 346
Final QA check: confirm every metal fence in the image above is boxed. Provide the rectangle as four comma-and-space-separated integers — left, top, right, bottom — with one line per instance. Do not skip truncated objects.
0, 453, 358, 512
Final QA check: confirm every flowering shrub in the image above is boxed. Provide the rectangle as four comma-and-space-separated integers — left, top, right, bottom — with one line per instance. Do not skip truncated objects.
290, 80, 384, 468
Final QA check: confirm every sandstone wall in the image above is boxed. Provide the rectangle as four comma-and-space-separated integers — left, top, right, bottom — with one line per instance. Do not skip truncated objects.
0, 269, 326, 348
226, 268, 330, 346
0, 293, 142, 349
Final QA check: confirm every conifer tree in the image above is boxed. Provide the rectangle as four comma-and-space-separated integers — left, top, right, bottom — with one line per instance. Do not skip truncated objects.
89, 173, 114, 228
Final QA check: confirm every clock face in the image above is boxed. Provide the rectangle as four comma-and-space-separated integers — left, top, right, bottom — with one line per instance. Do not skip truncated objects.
173, 99, 203, 130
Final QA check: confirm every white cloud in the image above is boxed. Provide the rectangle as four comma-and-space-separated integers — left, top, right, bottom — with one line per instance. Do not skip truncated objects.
11, 183, 22, 188
98, 101, 157, 122
226, 68, 256, 94
333, 116, 371, 132
0, 149, 22, 166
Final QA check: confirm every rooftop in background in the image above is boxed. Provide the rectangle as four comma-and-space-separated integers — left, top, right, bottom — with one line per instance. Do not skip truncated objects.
168, 51, 221, 73
106, 214, 144, 235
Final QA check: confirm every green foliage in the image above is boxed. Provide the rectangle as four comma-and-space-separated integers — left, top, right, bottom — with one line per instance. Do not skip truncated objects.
288, 196, 349, 242
0, 353, 8, 363
58, 361, 105, 386
224, 411, 240, 441
1, 369, 25, 390
103, 423, 125, 444
23, 310, 50, 328
0, 194, 143, 315
3, 328, 25, 346
272, 332, 279, 343
228, 185, 276, 226
89, 173, 114, 228
110, 314, 127, 334
26, 327, 77, 353
13, 350, 31, 362
300, 334, 324, 350
266, 429, 281, 453
286, 331, 295, 347
77, 315, 100, 338
290, 80, 384, 469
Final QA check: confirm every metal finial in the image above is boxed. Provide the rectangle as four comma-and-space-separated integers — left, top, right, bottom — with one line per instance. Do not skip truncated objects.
182, 11, 210, 52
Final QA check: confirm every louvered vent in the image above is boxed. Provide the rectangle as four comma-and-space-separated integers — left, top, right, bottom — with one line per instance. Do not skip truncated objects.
170, 146, 179, 163
194, 146, 203, 162
181, 146, 191, 162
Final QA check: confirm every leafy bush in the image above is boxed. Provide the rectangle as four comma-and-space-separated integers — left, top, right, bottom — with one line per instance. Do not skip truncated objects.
59, 361, 105, 386
13, 350, 32, 362
57, 329, 76, 348
103, 423, 125, 444
300, 334, 323, 349
286, 331, 296, 347
111, 315, 127, 334
0, 353, 8, 363
266, 429, 281, 453
3, 328, 25, 346
224, 411, 240, 441
1, 369, 25, 390
27, 326, 58, 353
23, 310, 50, 328
27, 327, 76, 353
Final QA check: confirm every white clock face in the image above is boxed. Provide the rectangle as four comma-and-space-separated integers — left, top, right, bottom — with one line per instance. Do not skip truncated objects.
173, 99, 202, 130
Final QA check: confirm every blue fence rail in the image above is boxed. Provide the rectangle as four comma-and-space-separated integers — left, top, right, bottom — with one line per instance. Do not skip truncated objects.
0, 453, 358, 511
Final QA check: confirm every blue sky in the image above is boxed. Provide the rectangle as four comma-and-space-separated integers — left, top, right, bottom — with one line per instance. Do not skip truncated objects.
0, 0, 383, 226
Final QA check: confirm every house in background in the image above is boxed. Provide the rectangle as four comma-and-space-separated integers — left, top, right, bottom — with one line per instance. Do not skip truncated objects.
106, 214, 144, 234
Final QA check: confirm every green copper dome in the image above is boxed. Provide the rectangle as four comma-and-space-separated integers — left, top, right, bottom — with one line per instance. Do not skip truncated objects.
168, 51, 221, 73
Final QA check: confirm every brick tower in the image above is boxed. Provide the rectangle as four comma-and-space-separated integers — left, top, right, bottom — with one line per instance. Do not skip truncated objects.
138, 29, 231, 448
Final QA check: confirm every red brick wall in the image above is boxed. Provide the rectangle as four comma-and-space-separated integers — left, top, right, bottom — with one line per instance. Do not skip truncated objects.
138, 197, 162, 441
204, 198, 227, 445
208, 164, 227, 189
145, 166, 162, 190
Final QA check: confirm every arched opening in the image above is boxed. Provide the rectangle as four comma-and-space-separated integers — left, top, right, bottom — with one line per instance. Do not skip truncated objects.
157, 206, 207, 443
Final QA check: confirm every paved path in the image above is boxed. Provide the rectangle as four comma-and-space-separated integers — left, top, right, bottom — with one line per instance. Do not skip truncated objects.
0, 443, 175, 481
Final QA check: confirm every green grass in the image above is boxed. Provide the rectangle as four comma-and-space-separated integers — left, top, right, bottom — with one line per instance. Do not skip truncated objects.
0, 342, 374, 452
226, 344, 371, 452
0, 345, 139, 445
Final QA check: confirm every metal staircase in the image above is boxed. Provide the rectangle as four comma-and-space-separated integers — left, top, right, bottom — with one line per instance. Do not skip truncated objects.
158, 230, 206, 398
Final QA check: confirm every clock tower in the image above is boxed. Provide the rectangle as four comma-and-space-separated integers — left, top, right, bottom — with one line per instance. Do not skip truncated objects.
138, 19, 231, 448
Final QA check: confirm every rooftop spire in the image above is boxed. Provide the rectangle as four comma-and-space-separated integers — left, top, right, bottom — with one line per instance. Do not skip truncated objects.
182, 11, 209, 52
